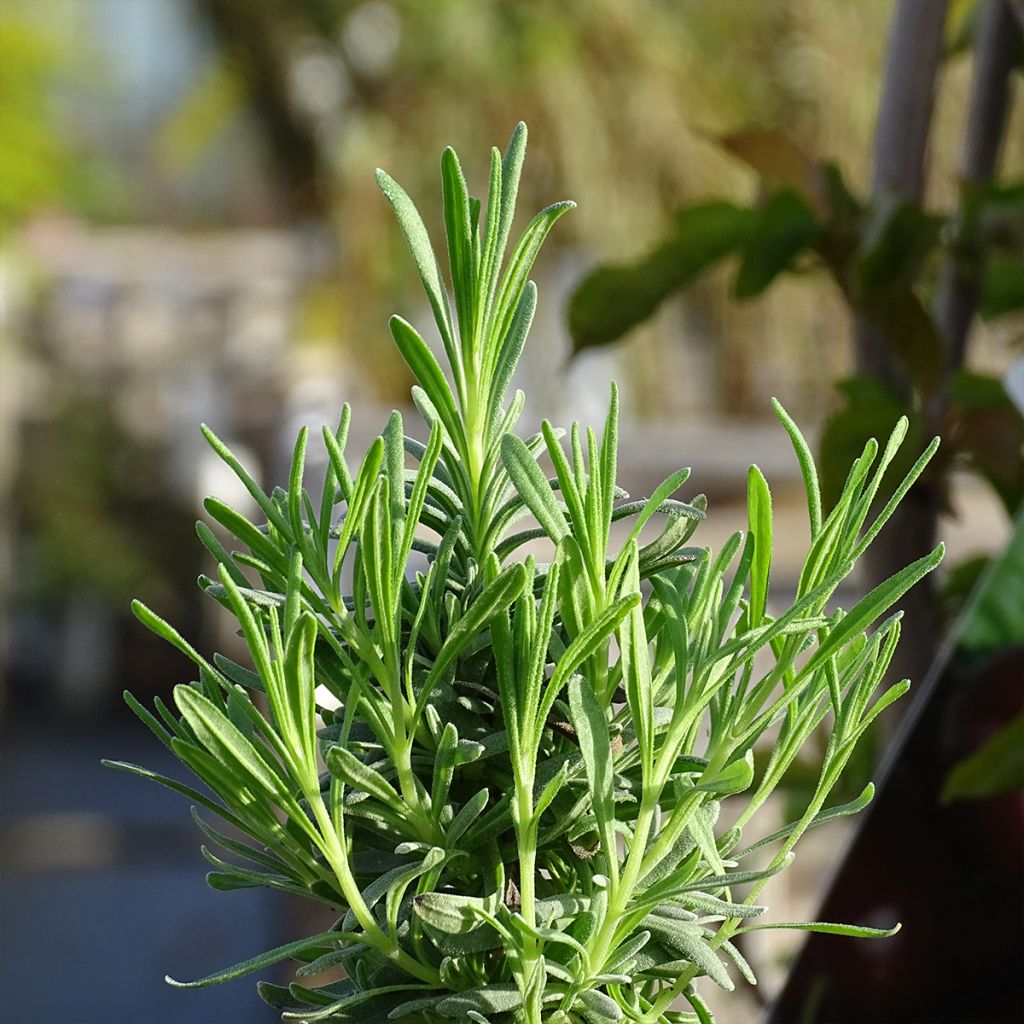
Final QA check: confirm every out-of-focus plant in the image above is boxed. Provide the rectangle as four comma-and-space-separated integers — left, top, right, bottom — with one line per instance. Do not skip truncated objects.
567, 134, 1023, 518
942, 508, 1024, 804
107, 125, 942, 1023
0, 4, 125, 230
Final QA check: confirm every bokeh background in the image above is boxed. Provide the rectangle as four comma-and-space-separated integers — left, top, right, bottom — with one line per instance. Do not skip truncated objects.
1, 1, 1022, 1022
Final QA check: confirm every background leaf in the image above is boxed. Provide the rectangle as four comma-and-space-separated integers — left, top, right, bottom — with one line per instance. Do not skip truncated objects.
568, 201, 755, 354
942, 712, 1024, 802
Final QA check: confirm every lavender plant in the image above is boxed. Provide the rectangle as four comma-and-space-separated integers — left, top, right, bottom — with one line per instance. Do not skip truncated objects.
107, 124, 943, 1023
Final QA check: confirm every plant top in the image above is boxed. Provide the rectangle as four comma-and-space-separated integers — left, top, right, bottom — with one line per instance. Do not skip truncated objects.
108, 122, 942, 1023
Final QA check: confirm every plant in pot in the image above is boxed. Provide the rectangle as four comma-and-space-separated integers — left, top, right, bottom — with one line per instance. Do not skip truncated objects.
106, 124, 943, 1023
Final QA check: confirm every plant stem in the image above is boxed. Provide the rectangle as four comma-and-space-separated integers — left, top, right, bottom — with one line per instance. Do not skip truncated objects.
515, 776, 545, 1023
309, 794, 440, 985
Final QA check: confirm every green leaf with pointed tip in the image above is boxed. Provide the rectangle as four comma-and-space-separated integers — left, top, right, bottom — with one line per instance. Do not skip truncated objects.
282, 612, 318, 777
803, 544, 943, 676
737, 783, 875, 858
441, 146, 475, 346
487, 282, 535, 425
737, 920, 900, 938
326, 746, 403, 811
497, 121, 528, 265
678, 892, 765, 919
174, 685, 288, 802
642, 918, 733, 990
102, 758, 246, 830
166, 931, 355, 988
771, 397, 822, 536
448, 788, 489, 845
697, 751, 754, 798
201, 423, 291, 538
491, 200, 574, 348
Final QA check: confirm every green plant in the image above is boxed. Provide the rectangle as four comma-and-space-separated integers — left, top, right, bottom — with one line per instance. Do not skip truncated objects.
107, 124, 943, 1023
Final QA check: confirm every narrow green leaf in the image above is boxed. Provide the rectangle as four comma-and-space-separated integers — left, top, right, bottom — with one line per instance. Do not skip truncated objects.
441, 146, 475, 347
201, 424, 290, 538
500, 434, 570, 542
491, 200, 574, 348
282, 612, 318, 777
803, 544, 943, 675
326, 746, 403, 811
771, 397, 822, 536
437, 985, 522, 1016
642, 919, 733, 990
174, 685, 289, 802
737, 920, 900, 938
166, 931, 354, 988
487, 282, 535, 425
131, 600, 220, 679
389, 316, 462, 442
737, 783, 874, 858
448, 788, 489, 845
567, 676, 616, 859
375, 167, 457, 368
497, 123, 528, 262
747, 465, 772, 628
101, 759, 246, 831
619, 544, 654, 773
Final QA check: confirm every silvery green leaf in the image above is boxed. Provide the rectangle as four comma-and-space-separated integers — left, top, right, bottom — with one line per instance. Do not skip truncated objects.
375, 167, 457, 365
326, 746, 403, 811
719, 939, 757, 985
166, 931, 354, 989
567, 676, 615, 845
500, 433, 570, 542
676, 891, 765, 919
436, 984, 522, 1016
736, 920, 901, 938
641, 919, 733, 990
577, 988, 624, 1020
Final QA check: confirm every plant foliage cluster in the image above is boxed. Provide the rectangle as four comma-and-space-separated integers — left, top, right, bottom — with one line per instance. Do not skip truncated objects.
109, 125, 942, 1023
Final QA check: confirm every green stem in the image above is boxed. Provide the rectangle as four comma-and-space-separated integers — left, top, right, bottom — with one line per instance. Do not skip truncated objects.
307, 797, 440, 985
584, 789, 656, 979
710, 759, 844, 955
515, 775, 545, 1023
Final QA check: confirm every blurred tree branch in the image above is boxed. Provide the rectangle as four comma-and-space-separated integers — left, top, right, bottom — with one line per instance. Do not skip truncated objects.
191, 0, 330, 220
853, 0, 949, 690
934, 0, 1020, 374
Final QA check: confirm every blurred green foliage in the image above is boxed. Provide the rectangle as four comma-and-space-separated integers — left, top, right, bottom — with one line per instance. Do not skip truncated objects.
0, 3, 126, 232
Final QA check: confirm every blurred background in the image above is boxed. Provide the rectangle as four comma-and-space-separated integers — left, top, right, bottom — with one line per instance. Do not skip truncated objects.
0, 1, 1021, 1022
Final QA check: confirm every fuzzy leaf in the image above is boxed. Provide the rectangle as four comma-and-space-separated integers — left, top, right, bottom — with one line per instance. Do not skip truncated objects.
501, 434, 570, 542
737, 920, 900, 938
166, 931, 352, 988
